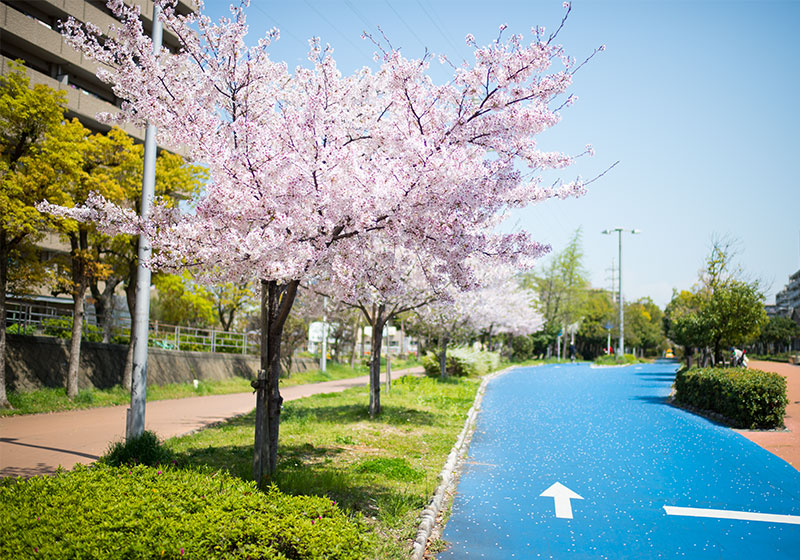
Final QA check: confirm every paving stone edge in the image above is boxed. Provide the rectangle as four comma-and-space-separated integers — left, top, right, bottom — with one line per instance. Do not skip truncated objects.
410, 366, 517, 559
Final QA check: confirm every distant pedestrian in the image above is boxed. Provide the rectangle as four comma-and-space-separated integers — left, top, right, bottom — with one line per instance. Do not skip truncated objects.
569, 344, 576, 362
730, 347, 743, 367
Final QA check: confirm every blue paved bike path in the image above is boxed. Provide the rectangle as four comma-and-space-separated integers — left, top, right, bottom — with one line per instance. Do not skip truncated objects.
438, 361, 800, 559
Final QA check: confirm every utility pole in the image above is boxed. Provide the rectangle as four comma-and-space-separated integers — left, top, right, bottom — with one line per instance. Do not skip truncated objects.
127, 3, 162, 441
602, 228, 640, 357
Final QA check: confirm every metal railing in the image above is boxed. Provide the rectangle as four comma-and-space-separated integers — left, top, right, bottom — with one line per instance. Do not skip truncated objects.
5, 300, 259, 355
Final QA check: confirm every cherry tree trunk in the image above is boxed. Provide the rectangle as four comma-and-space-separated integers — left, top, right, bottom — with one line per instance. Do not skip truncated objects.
439, 334, 449, 379
253, 279, 298, 484
122, 267, 137, 390
368, 304, 386, 418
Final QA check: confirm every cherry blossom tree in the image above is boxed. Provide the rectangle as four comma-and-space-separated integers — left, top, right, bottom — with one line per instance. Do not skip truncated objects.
49, 0, 601, 480
315, 236, 442, 417
416, 264, 542, 377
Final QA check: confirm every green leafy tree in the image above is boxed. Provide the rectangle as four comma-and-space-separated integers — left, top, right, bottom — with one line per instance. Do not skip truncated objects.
577, 289, 616, 358
758, 316, 800, 354
702, 279, 766, 361
624, 297, 665, 357
46, 123, 142, 399
1, 62, 72, 407
664, 239, 766, 366
208, 280, 258, 332
524, 228, 589, 356
151, 272, 216, 328
664, 289, 708, 367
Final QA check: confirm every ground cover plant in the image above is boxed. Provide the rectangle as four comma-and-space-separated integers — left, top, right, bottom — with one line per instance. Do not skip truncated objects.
166, 375, 481, 559
593, 354, 646, 366
0, 464, 369, 559
673, 367, 788, 429
421, 348, 500, 378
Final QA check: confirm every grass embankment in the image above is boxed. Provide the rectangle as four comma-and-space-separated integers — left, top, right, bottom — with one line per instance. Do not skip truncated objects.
1, 358, 420, 416
167, 374, 480, 559
281, 357, 419, 387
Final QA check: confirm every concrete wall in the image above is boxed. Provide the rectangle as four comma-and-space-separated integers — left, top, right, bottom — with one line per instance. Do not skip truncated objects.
5, 335, 317, 392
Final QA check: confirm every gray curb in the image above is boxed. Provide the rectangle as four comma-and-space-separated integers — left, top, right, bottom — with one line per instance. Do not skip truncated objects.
410, 367, 515, 560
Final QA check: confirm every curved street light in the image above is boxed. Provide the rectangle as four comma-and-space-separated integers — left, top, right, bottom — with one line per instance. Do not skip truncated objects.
602, 228, 641, 357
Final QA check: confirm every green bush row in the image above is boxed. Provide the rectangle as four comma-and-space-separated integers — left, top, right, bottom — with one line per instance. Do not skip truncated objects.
0, 463, 369, 560
673, 367, 788, 429
6, 323, 37, 336
421, 347, 500, 377
40, 316, 104, 342
593, 353, 641, 365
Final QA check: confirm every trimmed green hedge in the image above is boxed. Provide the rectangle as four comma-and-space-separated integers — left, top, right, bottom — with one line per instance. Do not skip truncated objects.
421, 347, 500, 377
0, 464, 369, 559
674, 367, 788, 429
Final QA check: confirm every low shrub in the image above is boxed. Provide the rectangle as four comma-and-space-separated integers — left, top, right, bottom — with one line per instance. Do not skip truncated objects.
674, 367, 788, 429
5, 323, 36, 336
594, 353, 640, 366
511, 335, 535, 361
0, 464, 369, 559
421, 347, 500, 377
101, 430, 176, 467
41, 316, 102, 342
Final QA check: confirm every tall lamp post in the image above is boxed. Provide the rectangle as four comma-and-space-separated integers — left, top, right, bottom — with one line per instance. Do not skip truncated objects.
602, 227, 640, 357
127, 3, 162, 441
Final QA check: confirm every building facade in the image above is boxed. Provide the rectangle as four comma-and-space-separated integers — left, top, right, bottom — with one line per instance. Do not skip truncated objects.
2, 0, 193, 329
1, 0, 193, 139
775, 269, 800, 310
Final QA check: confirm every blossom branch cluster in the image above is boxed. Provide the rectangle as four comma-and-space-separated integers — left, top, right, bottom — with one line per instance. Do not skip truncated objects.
50, 0, 600, 297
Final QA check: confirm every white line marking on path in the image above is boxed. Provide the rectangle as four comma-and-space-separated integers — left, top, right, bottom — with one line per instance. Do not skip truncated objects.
664, 505, 800, 525
540, 482, 584, 519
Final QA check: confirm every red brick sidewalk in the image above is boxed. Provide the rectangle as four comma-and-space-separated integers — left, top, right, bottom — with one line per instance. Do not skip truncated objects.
735, 359, 800, 470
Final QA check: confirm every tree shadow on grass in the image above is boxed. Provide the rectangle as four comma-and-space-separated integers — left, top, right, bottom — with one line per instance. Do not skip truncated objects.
282, 402, 436, 427
172, 440, 425, 523
272, 458, 429, 522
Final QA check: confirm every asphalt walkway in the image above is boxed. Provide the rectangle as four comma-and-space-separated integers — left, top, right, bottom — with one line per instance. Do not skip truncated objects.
0, 369, 419, 478
438, 361, 800, 559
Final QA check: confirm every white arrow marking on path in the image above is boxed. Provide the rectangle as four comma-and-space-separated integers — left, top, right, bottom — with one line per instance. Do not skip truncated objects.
540, 482, 584, 519
664, 505, 800, 525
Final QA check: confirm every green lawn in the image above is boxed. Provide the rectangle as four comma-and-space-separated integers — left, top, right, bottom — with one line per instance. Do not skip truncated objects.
1, 358, 420, 417
167, 374, 480, 559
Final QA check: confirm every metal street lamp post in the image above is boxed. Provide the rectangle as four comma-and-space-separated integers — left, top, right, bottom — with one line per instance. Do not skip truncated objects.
127, 3, 162, 441
602, 227, 640, 357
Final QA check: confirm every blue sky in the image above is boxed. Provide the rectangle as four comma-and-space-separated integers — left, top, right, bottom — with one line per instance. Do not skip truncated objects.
203, 0, 800, 308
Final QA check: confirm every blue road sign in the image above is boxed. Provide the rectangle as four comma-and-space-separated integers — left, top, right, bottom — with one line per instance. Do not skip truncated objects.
438, 361, 800, 559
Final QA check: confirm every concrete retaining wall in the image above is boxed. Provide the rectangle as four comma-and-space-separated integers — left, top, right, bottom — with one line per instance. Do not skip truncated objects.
5, 335, 317, 391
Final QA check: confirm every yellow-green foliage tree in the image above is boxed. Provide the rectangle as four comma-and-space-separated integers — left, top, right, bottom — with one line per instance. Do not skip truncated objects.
0, 62, 73, 407
208, 279, 257, 332
46, 124, 168, 398
624, 297, 665, 357
50, 136, 206, 393
151, 271, 216, 328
